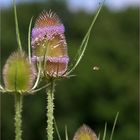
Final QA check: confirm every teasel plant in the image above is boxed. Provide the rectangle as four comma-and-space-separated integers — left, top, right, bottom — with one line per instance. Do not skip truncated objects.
1, 0, 119, 140
53, 112, 119, 140
0, 0, 49, 140
72, 112, 119, 140
30, 1, 105, 140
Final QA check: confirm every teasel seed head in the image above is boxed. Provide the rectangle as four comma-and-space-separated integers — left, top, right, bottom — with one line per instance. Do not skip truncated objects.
73, 124, 97, 140
3, 51, 36, 93
31, 10, 69, 78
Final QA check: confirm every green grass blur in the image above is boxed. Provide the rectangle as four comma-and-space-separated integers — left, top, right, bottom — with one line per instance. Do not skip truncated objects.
1, 1, 139, 140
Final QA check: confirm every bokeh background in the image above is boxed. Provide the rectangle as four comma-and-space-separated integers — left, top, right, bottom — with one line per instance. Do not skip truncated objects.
0, 0, 139, 140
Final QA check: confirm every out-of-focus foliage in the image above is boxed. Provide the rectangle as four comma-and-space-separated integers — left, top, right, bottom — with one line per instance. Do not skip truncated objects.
1, 1, 139, 140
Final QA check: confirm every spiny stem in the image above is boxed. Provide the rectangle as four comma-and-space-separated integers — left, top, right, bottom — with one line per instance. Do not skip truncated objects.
46, 79, 55, 140
15, 94, 23, 140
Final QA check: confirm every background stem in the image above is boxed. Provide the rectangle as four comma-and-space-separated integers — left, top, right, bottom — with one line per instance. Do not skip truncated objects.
15, 94, 23, 140
46, 79, 55, 140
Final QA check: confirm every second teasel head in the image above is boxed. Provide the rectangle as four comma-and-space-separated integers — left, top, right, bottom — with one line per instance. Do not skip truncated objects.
31, 10, 69, 78
2, 51, 36, 93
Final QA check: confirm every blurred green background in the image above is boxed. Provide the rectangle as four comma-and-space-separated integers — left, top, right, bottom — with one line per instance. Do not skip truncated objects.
1, 0, 139, 140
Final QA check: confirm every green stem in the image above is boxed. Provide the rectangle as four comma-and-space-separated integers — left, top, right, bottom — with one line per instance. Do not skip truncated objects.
15, 94, 23, 140
46, 79, 55, 140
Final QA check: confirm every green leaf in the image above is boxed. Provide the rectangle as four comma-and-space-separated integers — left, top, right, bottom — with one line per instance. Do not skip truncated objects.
98, 133, 100, 140
13, 0, 22, 51
102, 123, 107, 140
67, 33, 90, 75
65, 125, 69, 140
109, 112, 119, 140
54, 119, 62, 140
28, 17, 33, 63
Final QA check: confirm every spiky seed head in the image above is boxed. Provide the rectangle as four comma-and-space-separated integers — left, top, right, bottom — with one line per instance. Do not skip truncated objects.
35, 10, 61, 27
73, 124, 97, 140
3, 51, 36, 93
31, 10, 69, 78
32, 10, 65, 45
44, 56, 69, 77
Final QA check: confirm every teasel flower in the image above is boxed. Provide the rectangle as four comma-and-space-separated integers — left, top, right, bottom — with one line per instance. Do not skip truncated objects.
31, 10, 69, 78
31, 11, 69, 140
31, 2, 103, 79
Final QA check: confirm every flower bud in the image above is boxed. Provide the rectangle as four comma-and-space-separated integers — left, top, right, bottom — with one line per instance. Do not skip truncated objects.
31, 10, 69, 77
3, 51, 36, 92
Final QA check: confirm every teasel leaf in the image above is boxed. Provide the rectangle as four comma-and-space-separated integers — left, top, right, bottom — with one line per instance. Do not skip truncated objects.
30, 61, 41, 90
13, 0, 22, 51
109, 112, 119, 140
28, 17, 33, 63
73, 124, 97, 140
66, 2, 104, 75
29, 83, 50, 94
97, 133, 100, 140
3, 51, 36, 93
65, 125, 69, 140
54, 119, 62, 140
102, 123, 107, 140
